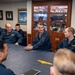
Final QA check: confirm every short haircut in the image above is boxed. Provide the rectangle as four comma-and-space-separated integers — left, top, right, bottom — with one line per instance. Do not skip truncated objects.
5, 23, 11, 27
54, 48, 75, 75
15, 23, 20, 27
67, 27, 75, 35
37, 22, 44, 27
0, 40, 5, 51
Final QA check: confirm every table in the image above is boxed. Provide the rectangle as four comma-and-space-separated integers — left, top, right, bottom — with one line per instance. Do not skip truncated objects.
3, 44, 55, 75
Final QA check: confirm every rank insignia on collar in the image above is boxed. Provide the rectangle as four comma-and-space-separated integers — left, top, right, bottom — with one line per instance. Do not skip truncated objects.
72, 44, 75, 47
11, 34, 14, 36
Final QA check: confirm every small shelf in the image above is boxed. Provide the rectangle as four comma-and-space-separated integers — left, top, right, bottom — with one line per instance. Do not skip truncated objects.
34, 12, 47, 14
50, 12, 67, 14
34, 20, 47, 22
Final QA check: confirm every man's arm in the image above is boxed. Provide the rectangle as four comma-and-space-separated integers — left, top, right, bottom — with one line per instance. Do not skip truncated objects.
32, 33, 50, 50
6, 69, 16, 75
32, 33, 38, 46
15, 32, 23, 45
56, 41, 63, 51
20, 30, 25, 37
0, 32, 4, 40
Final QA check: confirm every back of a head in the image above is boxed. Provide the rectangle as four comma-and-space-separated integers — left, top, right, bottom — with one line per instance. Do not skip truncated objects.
54, 48, 75, 75
67, 27, 75, 35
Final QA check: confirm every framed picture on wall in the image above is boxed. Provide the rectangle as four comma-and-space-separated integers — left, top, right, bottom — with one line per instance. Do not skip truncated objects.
0, 10, 3, 20
18, 8, 27, 24
6, 11, 13, 20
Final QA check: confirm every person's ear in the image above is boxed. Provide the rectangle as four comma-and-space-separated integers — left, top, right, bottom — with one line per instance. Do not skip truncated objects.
50, 66, 54, 75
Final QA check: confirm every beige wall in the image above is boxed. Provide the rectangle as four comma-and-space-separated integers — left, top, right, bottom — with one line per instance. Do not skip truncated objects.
0, 0, 75, 34
71, 0, 75, 28
0, 2, 27, 31
27, 1, 32, 34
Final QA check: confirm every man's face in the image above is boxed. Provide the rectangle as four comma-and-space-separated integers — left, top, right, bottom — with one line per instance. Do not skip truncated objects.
64, 28, 71, 38
6, 24, 12, 33
37, 25, 44, 33
15, 26, 20, 31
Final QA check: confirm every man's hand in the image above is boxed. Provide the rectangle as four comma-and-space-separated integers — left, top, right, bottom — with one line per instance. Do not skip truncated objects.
28, 44, 32, 46
24, 45, 33, 50
15, 42, 19, 45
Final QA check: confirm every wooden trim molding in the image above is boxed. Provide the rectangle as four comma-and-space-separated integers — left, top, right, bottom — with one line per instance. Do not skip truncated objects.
24, 31, 27, 36
27, 34, 32, 44
24, 31, 32, 45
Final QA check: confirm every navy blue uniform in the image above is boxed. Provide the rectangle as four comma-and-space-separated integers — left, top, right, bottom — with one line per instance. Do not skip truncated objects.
32, 30, 52, 51
0, 30, 23, 44
0, 64, 15, 75
15, 29, 27, 46
0, 27, 4, 36
57, 37, 75, 52
15, 29, 25, 37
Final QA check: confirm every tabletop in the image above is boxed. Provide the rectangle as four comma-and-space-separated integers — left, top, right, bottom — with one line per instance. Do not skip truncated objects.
3, 44, 55, 75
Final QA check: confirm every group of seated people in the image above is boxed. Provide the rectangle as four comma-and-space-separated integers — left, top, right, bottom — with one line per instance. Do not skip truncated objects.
0, 23, 27, 46
0, 40, 75, 75
0, 22, 75, 52
0, 22, 75, 75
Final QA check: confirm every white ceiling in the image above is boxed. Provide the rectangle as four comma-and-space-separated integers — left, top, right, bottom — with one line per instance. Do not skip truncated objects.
0, 0, 27, 3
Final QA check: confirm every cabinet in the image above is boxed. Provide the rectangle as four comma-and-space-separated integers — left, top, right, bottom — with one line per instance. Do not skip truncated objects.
49, 5, 69, 51
32, 0, 72, 52
50, 6, 68, 32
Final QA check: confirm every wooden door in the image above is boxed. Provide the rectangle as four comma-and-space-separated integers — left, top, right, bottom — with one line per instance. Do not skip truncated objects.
48, 0, 72, 52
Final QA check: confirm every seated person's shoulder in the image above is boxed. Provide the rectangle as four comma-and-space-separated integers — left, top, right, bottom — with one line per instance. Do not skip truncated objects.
0, 27, 3, 31
0, 64, 15, 75
12, 30, 19, 33
44, 31, 50, 36
20, 29, 23, 32
5, 69, 15, 75
74, 36, 75, 40
62, 38, 68, 42
0, 29, 6, 34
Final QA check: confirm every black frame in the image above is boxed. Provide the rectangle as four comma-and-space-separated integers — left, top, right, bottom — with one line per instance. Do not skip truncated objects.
6, 11, 13, 20
0, 10, 3, 20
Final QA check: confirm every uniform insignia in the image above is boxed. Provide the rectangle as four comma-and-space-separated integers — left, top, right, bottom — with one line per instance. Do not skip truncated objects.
72, 44, 75, 47
11, 34, 14, 36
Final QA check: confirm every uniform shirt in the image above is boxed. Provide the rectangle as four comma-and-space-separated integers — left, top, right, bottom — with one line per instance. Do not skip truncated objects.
15, 29, 25, 37
0, 63, 15, 75
15, 29, 27, 46
57, 37, 75, 52
0, 27, 4, 36
0, 30, 23, 44
32, 30, 52, 51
